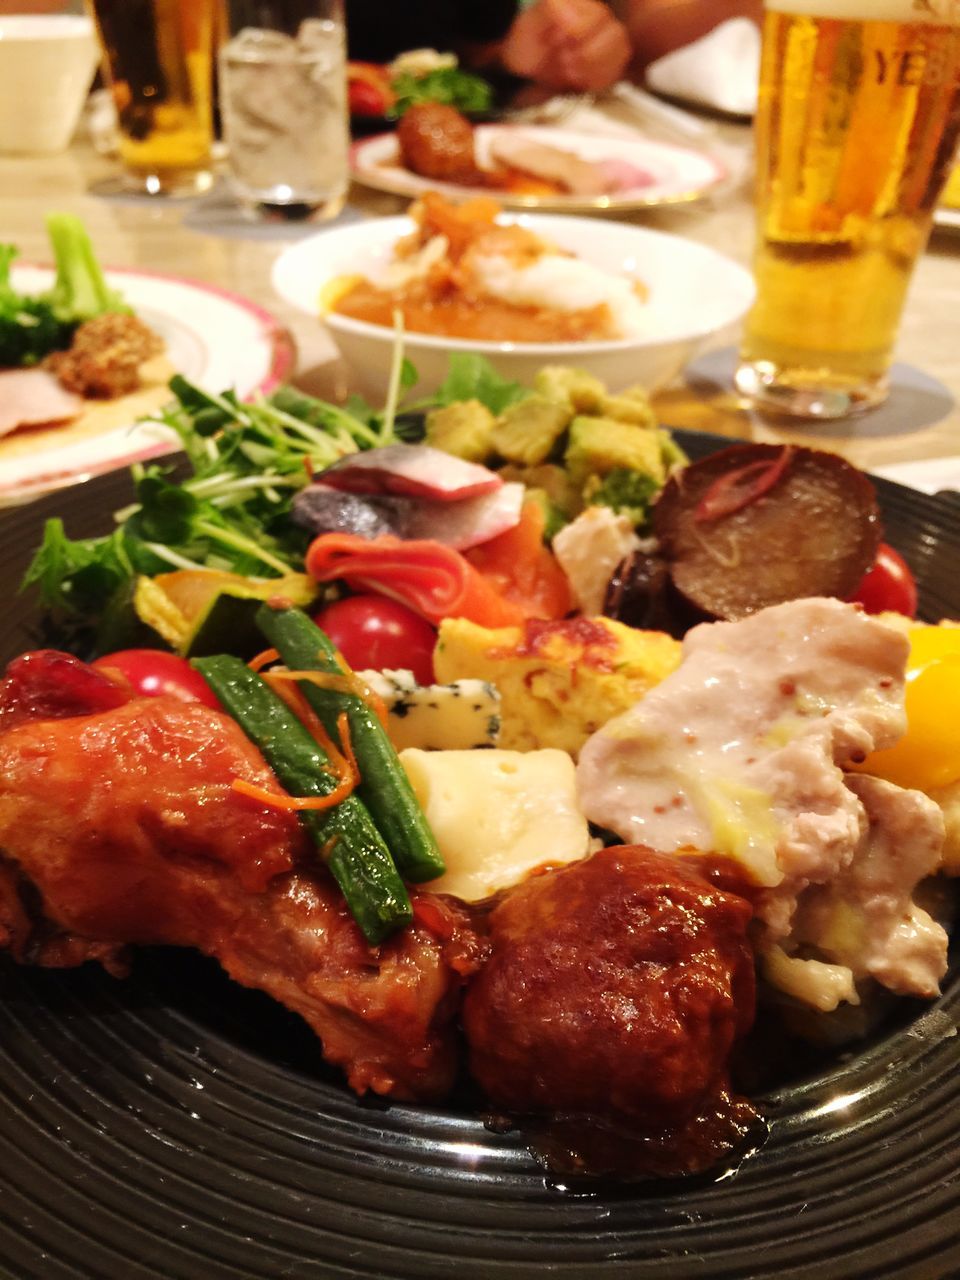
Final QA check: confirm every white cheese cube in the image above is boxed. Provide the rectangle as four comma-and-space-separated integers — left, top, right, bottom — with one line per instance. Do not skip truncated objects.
401, 747, 591, 901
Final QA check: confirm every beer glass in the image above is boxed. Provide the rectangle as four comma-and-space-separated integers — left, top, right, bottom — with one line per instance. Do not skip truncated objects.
735, 0, 960, 418
86, 0, 216, 196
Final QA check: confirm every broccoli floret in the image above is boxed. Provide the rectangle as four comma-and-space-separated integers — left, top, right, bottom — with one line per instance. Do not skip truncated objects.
43, 212, 129, 324
0, 216, 127, 368
0, 244, 73, 366
586, 467, 661, 528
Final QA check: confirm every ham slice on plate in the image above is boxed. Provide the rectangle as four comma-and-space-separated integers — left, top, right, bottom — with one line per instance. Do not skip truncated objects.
0, 368, 83, 439
488, 136, 612, 196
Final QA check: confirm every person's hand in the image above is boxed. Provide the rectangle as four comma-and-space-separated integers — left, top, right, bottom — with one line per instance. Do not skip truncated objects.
501, 0, 631, 93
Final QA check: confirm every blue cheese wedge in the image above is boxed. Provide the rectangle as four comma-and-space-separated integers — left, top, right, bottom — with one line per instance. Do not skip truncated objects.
359, 668, 501, 752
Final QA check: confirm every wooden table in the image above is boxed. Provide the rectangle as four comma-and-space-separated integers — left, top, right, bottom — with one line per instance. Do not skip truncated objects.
2, 120, 959, 479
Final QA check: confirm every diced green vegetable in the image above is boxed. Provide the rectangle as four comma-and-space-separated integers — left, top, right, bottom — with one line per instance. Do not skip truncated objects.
425, 398, 496, 462
564, 416, 666, 490
534, 365, 606, 414
193, 653, 412, 945
598, 392, 657, 429
524, 487, 569, 540
256, 604, 445, 883
497, 462, 581, 519
491, 394, 572, 466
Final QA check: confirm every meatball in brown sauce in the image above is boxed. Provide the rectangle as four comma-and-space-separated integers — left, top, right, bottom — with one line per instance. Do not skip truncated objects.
397, 103, 478, 182
462, 846, 759, 1176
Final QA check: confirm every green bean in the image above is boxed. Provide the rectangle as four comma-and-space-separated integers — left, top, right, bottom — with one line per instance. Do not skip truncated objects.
255, 604, 445, 883
193, 654, 412, 945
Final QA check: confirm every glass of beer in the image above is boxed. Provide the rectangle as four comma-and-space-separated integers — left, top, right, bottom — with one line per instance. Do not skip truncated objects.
735, 0, 960, 418
85, 0, 216, 196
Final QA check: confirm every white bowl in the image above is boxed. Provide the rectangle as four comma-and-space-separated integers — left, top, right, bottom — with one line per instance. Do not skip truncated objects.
271, 213, 755, 399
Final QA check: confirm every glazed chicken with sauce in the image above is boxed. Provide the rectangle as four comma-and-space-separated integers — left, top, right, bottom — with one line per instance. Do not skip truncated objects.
0, 651, 482, 1101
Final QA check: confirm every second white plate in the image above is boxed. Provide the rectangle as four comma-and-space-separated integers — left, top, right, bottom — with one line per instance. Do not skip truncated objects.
351, 123, 727, 211
0, 267, 295, 504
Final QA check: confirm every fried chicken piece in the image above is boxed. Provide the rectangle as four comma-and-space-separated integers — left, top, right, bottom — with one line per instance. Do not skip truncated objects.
0, 652, 483, 1100
45, 312, 163, 398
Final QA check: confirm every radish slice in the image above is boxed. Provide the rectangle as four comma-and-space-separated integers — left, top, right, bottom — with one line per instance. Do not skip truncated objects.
320, 444, 502, 501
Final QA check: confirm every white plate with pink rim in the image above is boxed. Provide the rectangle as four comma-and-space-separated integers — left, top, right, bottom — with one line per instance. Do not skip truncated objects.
350, 123, 728, 212
0, 267, 295, 505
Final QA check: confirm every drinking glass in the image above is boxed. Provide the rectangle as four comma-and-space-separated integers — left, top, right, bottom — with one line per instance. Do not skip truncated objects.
85, 0, 216, 196
219, 0, 349, 220
735, 0, 960, 419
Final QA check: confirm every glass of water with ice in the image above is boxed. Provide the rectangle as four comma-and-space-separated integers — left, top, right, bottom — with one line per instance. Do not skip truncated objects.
219, 0, 349, 220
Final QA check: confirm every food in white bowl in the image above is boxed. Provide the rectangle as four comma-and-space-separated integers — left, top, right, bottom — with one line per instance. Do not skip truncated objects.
270, 200, 755, 397
324, 193, 649, 343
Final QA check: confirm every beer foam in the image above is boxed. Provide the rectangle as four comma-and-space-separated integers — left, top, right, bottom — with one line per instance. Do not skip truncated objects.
767, 0, 960, 21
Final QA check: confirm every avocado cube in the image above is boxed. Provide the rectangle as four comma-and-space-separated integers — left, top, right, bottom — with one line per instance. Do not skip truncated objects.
425, 398, 496, 463
564, 416, 666, 490
491, 394, 572, 466
599, 391, 656, 428
534, 365, 607, 413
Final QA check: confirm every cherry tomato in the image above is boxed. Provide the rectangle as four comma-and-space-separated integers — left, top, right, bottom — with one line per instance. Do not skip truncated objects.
849, 543, 918, 617
93, 649, 220, 709
347, 62, 393, 115
313, 595, 437, 684
348, 78, 388, 116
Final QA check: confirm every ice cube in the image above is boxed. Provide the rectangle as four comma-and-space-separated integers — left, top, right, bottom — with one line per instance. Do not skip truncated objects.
296, 18, 342, 51
223, 26, 296, 59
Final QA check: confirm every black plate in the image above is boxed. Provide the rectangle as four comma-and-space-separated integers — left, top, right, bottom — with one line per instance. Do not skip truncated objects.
2, 434, 960, 1280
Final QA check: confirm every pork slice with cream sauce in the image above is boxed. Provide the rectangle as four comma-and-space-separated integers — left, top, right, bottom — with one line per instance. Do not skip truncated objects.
577, 598, 947, 1009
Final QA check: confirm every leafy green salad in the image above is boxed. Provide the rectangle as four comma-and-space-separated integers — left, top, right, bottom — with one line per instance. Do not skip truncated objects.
24, 353, 682, 651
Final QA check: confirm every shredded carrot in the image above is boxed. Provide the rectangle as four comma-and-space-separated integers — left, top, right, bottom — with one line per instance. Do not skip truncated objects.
333, 650, 391, 726
248, 647, 280, 673
263, 672, 351, 776
336, 710, 360, 782
303, 456, 315, 481
267, 665, 389, 729
231, 775, 355, 811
